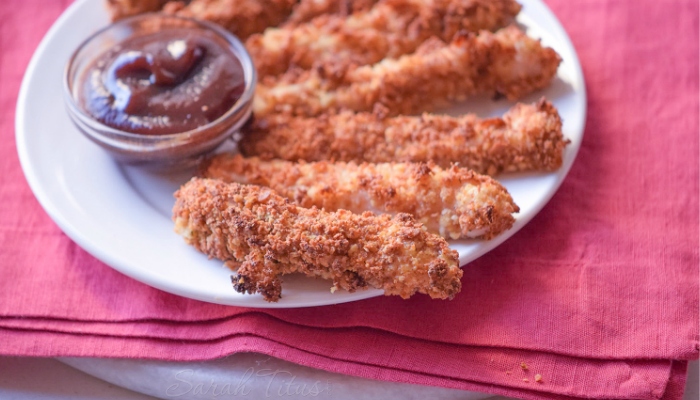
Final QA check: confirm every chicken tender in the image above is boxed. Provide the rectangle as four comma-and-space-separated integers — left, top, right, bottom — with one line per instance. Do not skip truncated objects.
159, 0, 297, 39
173, 178, 461, 301
106, 0, 169, 20
107, 0, 296, 39
253, 25, 560, 117
204, 156, 519, 239
247, 0, 521, 77
284, 0, 379, 26
242, 99, 567, 175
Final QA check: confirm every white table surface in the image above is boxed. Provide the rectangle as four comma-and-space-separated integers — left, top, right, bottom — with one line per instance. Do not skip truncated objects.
0, 357, 696, 400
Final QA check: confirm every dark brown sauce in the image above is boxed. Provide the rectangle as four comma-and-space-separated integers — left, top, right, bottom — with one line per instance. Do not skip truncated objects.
81, 29, 245, 135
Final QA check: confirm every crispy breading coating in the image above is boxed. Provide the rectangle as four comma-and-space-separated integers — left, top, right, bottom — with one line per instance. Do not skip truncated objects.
253, 25, 561, 117
159, 0, 297, 39
284, 0, 379, 26
241, 99, 567, 175
247, 0, 521, 77
173, 178, 462, 301
106, 0, 169, 20
203, 156, 519, 239
107, 0, 296, 38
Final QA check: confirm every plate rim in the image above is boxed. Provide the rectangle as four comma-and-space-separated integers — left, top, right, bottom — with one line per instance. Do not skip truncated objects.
16, 0, 587, 308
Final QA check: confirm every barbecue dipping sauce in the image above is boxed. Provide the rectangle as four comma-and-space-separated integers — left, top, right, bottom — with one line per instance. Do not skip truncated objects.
81, 29, 245, 135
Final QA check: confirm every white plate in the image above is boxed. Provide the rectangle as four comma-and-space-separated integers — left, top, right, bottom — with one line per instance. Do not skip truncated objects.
16, 0, 586, 308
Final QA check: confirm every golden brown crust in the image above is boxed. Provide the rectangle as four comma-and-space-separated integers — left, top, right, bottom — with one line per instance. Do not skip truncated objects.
284, 0, 379, 26
253, 25, 561, 117
106, 0, 170, 20
204, 156, 519, 239
173, 178, 461, 302
241, 99, 568, 175
247, 0, 521, 77
107, 0, 381, 31
162, 0, 297, 39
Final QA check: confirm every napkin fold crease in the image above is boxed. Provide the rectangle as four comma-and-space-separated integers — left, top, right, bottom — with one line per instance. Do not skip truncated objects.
0, 326, 683, 400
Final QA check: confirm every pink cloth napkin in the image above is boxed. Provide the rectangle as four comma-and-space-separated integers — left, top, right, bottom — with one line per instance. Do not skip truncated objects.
1, 0, 698, 399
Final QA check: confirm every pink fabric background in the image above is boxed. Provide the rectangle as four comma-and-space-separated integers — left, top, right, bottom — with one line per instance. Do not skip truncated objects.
0, 0, 697, 399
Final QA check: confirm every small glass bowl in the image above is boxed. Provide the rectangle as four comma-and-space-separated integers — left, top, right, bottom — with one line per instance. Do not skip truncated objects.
63, 14, 256, 168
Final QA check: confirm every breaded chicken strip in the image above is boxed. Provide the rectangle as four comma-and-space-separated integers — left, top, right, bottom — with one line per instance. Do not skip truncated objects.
203, 156, 519, 239
247, 0, 521, 77
159, 0, 297, 39
106, 0, 169, 20
241, 99, 567, 175
253, 25, 560, 117
173, 178, 462, 302
107, 0, 375, 29
284, 0, 379, 26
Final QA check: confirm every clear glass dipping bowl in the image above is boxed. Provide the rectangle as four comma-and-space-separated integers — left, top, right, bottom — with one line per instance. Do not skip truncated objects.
63, 14, 256, 167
